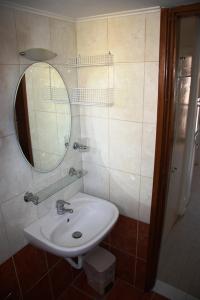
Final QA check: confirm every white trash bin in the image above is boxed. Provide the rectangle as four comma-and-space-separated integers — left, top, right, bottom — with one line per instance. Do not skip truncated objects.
83, 246, 116, 295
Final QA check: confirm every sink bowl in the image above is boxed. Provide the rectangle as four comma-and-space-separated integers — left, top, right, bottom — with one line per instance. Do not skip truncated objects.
24, 193, 119, 258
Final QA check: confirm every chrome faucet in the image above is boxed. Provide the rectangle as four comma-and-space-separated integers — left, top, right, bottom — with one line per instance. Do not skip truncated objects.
56, 200, 73, 215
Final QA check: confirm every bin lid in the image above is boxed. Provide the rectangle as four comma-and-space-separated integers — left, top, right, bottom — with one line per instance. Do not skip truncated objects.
84, 246, 116, 272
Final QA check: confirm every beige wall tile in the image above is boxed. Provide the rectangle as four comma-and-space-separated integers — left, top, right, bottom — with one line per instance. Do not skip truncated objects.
0, 135, 32, 204
15, 10, 51, 63
76, 19, 108, 55
108, 14, 145, 62
143, 62, 159, 123
1, 192, 38, 255
78, 66, 109, 88
68, 115, 81, 154
0, 208, 11, 264
80, 105, 109, 119
78, 67, 109, 117
81, 116, 109, 167
110, 63, 144, 122
141, 123, 156, 177
50, 19, 76, 64
109, 119, 142, 174
54, 65, 79, 117
145, 12, 160, 62
0, 7, 19, 64
83, 162, 109, 200
110, 169, 140, 219
0, 65, 20, 138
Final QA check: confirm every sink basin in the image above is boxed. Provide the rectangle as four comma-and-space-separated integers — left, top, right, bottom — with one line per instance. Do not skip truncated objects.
24, 193, 119, 258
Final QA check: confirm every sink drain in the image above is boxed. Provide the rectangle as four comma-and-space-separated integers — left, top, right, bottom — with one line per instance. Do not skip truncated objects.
72, 231, 82, 239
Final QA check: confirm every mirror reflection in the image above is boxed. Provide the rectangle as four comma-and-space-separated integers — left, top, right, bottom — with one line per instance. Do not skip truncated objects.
15, 62, 71, 172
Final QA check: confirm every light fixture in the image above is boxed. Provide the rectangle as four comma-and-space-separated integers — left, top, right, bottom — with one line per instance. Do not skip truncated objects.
19, 48, 57, 61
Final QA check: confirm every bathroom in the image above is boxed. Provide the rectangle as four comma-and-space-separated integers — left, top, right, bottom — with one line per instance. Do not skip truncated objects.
0, 0, 199, 299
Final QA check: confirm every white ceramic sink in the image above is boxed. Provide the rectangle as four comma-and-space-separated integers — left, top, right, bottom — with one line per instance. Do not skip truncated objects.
24, 193, 119, 258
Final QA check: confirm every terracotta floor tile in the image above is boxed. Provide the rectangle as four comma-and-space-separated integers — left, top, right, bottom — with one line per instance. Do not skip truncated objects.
110, 247, 135, 285
141, 292, 154, 299
137, 222, 149, 261
106, 279, 142, 300
110, 215, 137, 256
49, 259, 73, 299
71, 268, 82, 283
13, 244, 47, 294
72, 272, 101, 298
135, 259, 147, 291
45, 251, 60, 269
0, 258, 21, 300
23, 275, 52, 300
58, 286, 92, 300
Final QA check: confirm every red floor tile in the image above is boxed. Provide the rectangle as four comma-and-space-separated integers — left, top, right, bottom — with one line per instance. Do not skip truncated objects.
141, 292, 154, 299
110, 247, 135, 285
23, 275, 52, 300
13, 244, 47, 294
106, 279, 142, 300
110, 215, 137, 256
49, 259, 73, 299
135, 259, 147, 290
45, 251, 60, 269
137, 222, 149, 261
72, 272, 101, 298
58, 286, 92, 300
0, 258, 21, 300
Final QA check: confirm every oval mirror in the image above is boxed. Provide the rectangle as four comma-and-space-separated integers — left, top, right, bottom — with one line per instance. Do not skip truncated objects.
14, 62, 71, 172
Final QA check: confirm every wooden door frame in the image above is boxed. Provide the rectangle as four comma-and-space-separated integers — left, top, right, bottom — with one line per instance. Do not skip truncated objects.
145, 2, 200, 291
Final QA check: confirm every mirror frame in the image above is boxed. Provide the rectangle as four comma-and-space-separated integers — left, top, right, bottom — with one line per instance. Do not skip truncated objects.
14, 62, 72, 173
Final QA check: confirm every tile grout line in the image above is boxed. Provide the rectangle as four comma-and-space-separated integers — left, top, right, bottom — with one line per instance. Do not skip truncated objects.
133, 220, 139, 287
134, 15, 147, 286
11, 256, 23, 300
107, 16, 111, 205
137, 13, 147, 227
71, 284, 94, 299
44, 252, 55, 300
47, 272, 55, 300
82, 160, 154, 179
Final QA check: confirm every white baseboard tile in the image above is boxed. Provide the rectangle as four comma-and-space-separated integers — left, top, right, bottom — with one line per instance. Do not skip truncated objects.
154, 280, 199, 300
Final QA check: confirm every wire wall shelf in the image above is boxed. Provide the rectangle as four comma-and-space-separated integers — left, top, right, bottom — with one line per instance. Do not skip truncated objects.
68, 52, 114, 67
70, 88, 114, 106
41, 86, 70, 104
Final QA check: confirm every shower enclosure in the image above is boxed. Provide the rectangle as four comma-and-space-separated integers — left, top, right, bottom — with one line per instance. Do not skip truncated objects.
156, 15, 200, 299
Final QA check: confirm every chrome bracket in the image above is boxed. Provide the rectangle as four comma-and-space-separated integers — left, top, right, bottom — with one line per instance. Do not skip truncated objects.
73, 142, 88, 152
24, 192, 39, 205
69, 167, 85, 178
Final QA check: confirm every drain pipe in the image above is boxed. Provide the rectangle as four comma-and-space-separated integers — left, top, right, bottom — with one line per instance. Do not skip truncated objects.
65, 255, 84, 269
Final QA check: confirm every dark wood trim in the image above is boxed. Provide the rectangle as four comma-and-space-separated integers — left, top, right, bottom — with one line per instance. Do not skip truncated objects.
145, 3, 200, 291
15, 75, 34, 165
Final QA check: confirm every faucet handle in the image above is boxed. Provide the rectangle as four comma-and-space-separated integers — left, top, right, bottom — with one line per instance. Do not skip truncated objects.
56, 200, 70, 207
56, 200, 71, 208
56, 199, 73, 215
